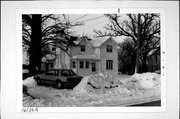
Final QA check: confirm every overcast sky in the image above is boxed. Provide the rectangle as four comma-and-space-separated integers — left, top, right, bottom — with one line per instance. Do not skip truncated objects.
67, 14, 126, 43
68, 14, 107, 36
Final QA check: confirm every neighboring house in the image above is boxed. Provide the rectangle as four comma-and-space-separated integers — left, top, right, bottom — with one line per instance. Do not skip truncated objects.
41, 53, 56, 72
146, 48, 160, 72
70, 36, 118, 76
41, 45, 70, 72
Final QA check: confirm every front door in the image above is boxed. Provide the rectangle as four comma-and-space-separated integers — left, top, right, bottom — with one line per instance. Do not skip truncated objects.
91, 62, 96, 72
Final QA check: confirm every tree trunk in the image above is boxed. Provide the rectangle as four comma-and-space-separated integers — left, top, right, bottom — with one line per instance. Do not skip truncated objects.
29, 14, 42, 76
130, 59, 135, 75
141, 54, 148, 73
135, 14, 141, 73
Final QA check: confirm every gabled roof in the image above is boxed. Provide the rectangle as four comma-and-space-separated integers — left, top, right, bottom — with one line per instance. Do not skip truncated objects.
74, 36, 93, 47
90, 36, 111, 47
75, 36, 116, 47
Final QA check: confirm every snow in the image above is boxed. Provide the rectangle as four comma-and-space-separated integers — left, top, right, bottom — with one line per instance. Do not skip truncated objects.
127, 73, 161, 89
23, 94, 45, 107
23, 76, 37, 88
74, 72, 123, 94
23, 72, 161, 107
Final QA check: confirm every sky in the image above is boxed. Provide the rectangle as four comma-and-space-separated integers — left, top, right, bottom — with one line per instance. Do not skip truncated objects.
68, 14, 108, 36
67, 14, 126, 43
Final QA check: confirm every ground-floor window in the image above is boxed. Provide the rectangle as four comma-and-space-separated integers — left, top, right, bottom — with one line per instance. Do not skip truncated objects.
85, 61, 89, 69
106, 60, 113, 70
79, 61, 84, 69
72, 61, 76, 68
92, 62, 96, 72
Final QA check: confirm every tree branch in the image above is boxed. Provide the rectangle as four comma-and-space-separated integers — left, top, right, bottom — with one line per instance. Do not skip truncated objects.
22, 15, 32, 27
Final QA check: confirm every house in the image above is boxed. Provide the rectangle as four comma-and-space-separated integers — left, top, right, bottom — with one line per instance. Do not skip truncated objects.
40, 36, 118, 76
70, 36, 118, 76
41, 45, 70, 72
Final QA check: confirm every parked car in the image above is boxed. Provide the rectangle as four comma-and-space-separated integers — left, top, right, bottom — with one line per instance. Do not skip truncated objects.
33, 69, 83, 89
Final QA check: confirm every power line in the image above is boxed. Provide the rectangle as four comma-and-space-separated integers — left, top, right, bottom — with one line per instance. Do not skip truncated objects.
82, 15, 104, 22
72, 15, 106, 32
71, 14, 89, 23
75, 20, 107, 33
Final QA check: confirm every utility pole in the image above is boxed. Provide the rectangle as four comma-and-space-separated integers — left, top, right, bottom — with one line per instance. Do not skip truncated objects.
135, 14, 141, 73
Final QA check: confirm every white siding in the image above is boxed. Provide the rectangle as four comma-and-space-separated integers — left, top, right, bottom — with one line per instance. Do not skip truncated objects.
65, 53, 70, 69
100, 39, 118, 75
71, 39, 94, 56
77, 60, 99, 76
94, 47, 100, 58
54, 48, 70, 69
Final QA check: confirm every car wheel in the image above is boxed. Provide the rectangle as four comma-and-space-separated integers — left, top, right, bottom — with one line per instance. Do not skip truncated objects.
56, 81, 62, 89
36, 77, 42, 86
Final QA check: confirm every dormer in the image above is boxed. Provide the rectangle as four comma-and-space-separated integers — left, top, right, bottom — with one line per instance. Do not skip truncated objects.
71, 36, 94, 56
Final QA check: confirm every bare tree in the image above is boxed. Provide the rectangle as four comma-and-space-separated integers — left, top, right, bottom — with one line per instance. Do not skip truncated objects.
22, 14, 82, 75
94, 13, 160, 73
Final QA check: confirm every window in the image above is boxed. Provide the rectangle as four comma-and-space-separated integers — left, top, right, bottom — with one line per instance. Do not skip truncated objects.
106, 45, 113, 52
72, 61, 76, 68
61, 70, 76, 76
68, 70, 76, 76
80, 45, 85, 52
61, 70, 69, 76
46, 70, 56, 75
92, 62, 96, 72
85, 61, 89, 69
79, 61, 84, 69
106, 60, 113, 70
55, 70, 59, 76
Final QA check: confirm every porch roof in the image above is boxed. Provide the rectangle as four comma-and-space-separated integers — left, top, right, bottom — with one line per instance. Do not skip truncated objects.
71, 54, 100, 60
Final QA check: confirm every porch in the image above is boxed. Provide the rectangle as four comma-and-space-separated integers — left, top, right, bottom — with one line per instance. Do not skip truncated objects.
70, 54, 100, 76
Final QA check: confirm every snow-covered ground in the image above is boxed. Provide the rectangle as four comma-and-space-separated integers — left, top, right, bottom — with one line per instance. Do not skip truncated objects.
23, 72, 161, 107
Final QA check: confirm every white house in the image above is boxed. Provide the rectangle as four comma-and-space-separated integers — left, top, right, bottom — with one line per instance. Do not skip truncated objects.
42, 36, 118, 76
70, 36, 118, 76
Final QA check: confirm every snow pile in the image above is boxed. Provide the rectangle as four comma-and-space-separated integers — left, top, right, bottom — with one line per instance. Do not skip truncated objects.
23, 73, 161, 107
74, 72, 123, 94
23, 76, 37, 88
125, 73, 161, 89
73, 75, 90, 93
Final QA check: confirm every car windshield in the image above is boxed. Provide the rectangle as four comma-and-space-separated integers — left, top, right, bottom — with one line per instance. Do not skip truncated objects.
61, 70, 76, 76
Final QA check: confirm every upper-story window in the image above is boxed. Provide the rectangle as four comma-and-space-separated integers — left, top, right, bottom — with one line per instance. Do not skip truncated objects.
106, 45, 113, 52
80, 45, 85, 52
